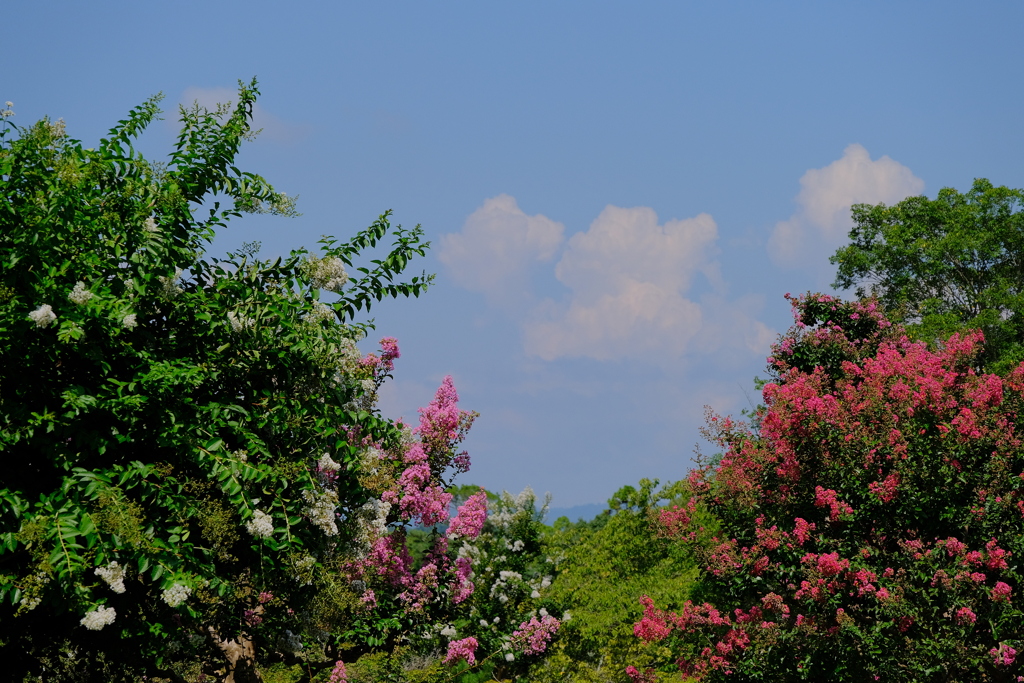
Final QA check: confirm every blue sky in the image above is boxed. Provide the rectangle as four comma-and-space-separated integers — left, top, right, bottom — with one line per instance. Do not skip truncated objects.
7, 2, 1024, 506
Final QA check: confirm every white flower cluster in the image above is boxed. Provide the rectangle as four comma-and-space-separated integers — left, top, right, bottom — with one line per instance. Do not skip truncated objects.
80, 606, 116, 630
303, 488, 339, 536
161, 583, 192, 608
439, 624, 458, 638
122, 313, 138, 329
246, 509, 275, 538
227, 311, 255, 332
19, 594, 41, 611
143, 217, 159, 233
68, 282, 93, 305
528, 574, 553, 599
95, 561, 126, 594
307, 301, 334, 324
337, 336, 361, 365
318, 452, 340, 473
305, 255, 348, 292
1, 101, 14, 118
505, 538, 525, 552
292, 554, 316, 585
490, 570, 523, 604
159, 268, 184, 299
354, 498, 391, 557
29, 304, 57, 328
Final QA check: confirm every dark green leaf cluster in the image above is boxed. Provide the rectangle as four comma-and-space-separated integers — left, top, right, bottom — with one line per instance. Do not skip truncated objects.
0, 81, 432, 681
831, 179, 1024, 373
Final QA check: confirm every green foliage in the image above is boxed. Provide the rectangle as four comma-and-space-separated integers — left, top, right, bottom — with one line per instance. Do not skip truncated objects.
532, 479, 702, 682
0, 81, 433, 681
831, 179, 1024, 373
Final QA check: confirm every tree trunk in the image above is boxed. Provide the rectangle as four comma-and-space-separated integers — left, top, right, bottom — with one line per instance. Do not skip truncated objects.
209, 627, 263, 683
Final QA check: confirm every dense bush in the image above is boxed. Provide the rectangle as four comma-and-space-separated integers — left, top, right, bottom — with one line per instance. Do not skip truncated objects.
0, 83, 516, 683
634, 293, 1024, 681
528, 480, 702, 682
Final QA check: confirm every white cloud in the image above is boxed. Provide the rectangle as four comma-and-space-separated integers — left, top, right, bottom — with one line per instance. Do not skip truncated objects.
438, 194, 565, 308
767, 144, 924, 271
524, 206, 720, 361
176, 87, 309, 143
443, 197, 777, 364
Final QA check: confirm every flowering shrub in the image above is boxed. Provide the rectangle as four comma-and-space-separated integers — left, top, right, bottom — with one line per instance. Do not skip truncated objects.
636, 293, 1024, 681
0, 83, 464, 682
367, 486, 567, 681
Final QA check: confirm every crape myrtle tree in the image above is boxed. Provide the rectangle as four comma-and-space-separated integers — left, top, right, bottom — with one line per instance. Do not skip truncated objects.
0, 83, 513, 683
831, 179, 1024, 374
399, 486, 567, 682
631, 293, 1024, 682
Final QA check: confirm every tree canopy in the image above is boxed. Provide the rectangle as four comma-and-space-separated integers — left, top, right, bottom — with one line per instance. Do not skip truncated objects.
0, 82, 462, 682
831, 179, 1024, 373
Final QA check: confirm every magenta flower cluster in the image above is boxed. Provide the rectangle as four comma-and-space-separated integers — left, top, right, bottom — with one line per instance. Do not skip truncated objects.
511, 614, 561, 656
444, 636, 479, 665
447, 489, 488, 540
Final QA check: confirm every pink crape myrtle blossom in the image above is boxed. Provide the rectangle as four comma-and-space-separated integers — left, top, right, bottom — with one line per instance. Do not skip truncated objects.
991, 643, 1018, 667
954, 607, 977, 624
444, 636, 479, 665
451, 556, 475, 604
625, 666, 657, 683
379, 337, 400, 372
447, 489, 488, 540
636, 294, 1024, 681
511, 614, 561, 655
344, 373, 505, 664
327, 661, 348, 683
991, 581, 1013, 602
382, 463, 452, 526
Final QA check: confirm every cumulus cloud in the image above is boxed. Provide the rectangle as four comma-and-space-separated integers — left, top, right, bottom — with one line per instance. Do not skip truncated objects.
438, 194, 565, 308
176, 87, 309, 143
767, 144, 924, 271
441, 197, 777, 364
524, 206, 720, 361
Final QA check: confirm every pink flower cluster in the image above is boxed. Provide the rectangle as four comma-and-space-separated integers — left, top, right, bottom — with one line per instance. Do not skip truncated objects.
444, 636, 478, 665
954, 607, 977, 625
625, 666, 657, 683
511, 614, 561, 655
382, 463, 452, 526
814, 487, 854, 521
327, 661, 348, 683
991, 643, 1018, 667
379, 337, 400, 372
447, 489, 488, 540
342, 372, 495, 630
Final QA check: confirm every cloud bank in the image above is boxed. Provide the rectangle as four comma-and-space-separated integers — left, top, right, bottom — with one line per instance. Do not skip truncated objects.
441, 199, 772, 363
767, 144, 924, 271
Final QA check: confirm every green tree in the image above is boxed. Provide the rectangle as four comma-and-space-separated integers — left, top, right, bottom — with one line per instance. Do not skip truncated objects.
831, 179, 1024, 373
0, 82, 436, 682
531, 480, 701, 682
